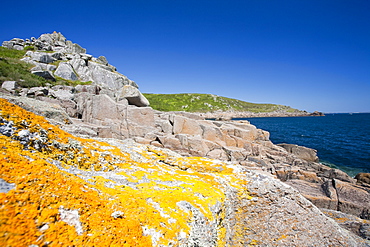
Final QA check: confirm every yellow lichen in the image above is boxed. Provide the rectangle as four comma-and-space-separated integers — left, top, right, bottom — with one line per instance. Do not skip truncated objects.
0, 98, 253, 246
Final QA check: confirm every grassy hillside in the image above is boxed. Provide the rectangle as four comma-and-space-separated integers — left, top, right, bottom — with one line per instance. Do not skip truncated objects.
143, 93, 300, 113
0, 47, 49, 88
0, 47, 90, 87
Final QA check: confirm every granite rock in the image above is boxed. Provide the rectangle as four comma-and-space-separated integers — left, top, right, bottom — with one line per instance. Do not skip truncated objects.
1, 81, 18, 91
54, 62, 78, 81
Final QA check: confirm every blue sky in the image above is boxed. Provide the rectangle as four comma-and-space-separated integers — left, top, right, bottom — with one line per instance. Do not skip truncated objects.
1, 0, 369, 113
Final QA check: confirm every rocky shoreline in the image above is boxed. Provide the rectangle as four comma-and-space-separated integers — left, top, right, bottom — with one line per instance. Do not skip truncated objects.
1, 32, 369, 245
199, 110, 325, 120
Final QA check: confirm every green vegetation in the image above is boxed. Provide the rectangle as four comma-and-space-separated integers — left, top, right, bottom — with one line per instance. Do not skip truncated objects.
24, 46, 36, 51
0, 47, 48, 87
143, 93, 300, 113
54, 76, 93, 87
0, 47, 92, 88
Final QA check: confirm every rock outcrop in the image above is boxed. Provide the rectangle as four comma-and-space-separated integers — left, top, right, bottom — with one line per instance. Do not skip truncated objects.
200, 110, 325, 119
2, 32, 147, 107
2, 82, 370, 224
0, 98, 368, 246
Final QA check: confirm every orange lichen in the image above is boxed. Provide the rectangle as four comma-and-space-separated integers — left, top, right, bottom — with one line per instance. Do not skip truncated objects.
0, 98, 253, 246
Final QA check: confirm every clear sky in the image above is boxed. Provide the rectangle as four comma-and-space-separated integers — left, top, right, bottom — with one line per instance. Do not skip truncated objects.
1, 0, 369, 113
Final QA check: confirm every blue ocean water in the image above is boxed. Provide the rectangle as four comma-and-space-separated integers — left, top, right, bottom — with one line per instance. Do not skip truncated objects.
237, 113, 370, 177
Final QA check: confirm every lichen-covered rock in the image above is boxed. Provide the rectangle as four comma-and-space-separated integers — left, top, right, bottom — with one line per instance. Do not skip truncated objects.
1, 95, 71, 124
0, 98, 368, 246
321, 208, 370, 240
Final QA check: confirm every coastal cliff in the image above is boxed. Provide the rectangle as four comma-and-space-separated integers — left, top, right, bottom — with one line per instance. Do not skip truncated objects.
1, 32, 369, 245
0, 95, 366, 246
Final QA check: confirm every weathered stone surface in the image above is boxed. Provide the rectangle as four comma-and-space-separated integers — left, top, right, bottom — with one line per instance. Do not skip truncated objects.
173, 115, 203, 135
285, 179, 339, 210
118, 85, 149, 107
222, 146, 247, 161
27, 87, 49, 97
239, 172, 366, 246
2, 32, 145, 106
322, 208, 370, 241
39, 33, 54, 44
155, 119, 173, 134
356, 173, 370, 185
157, 135, 183, 150
185, 135, 210, 156
49, 89, 74, 101
77, 61, 136, 90
321, 165, 356, 183
334, 179, 370, 219
1, 81, 18, 91
2, 41, 14, 49
200, 121, 223, 143
13, 45, 24, 50
27, 51, 56, 64
278, 143, 319, 162
58, 99, 77, 117
31, 70, 56, 81
0, 178, 15, 193
126, 106, 156, 137
75, 84, 101, 95
51, 52, 63, 60
54, 62, 78, 81
83, 94, 122, 122
96, 55, 108, 65
275, 166, 323, 183
206, 148, 228, 160
1, 95, 71, 124
69, 57, 89, 80
126, 106, 155, 127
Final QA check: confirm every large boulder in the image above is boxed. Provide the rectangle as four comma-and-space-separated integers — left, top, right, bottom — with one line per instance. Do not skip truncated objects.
334, 179, 370, 219
27, 51, 56, 64
65, 40, 86, 54
278, 143, 319, 162
172, 115, 203, 136
31, 70, 56, 81
71, 60, 136, 90
54, 62, 78, 81
2, 41, 15, 49
118, 85, 149, 107
285, 178, 370, 220
126, 106, 156, 137
1, 81, 18, 92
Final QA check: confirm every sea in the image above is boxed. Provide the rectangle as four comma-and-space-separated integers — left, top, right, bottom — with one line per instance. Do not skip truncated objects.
235, 113, 370, 177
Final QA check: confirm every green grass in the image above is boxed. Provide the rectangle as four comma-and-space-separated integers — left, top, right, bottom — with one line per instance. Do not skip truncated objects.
0, 47, 92, 88
143, 93, 301, 113
0, 47, 26, 59
54, 76, 93, 87
0, 47, 49, 87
